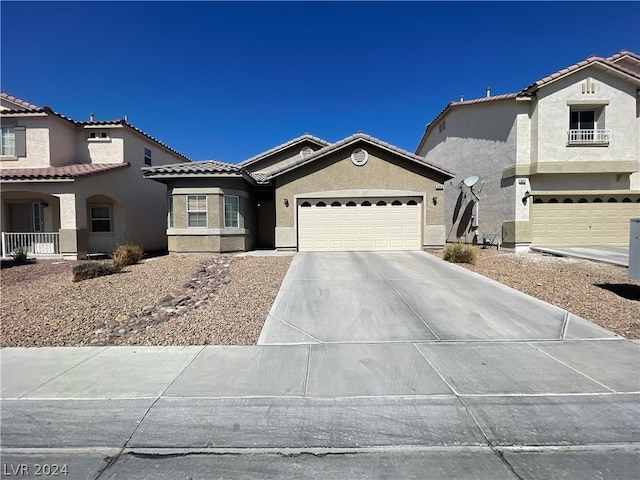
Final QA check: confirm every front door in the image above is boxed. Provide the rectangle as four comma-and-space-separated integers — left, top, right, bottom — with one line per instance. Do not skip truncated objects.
257, 196, 275, 248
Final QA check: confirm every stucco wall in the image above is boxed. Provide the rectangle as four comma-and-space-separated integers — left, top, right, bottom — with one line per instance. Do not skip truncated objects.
417, 100, 523, 245
274, 144, 448, 248
534, 66, 639, 165
161, 177, 253, 253
0, 116, 51, 168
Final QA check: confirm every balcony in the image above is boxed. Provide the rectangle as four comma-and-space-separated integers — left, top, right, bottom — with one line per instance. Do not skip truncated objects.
567, 129, 611, 145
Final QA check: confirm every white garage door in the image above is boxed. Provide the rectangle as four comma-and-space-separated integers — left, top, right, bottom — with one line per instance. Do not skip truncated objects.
298, 198, 422, 251
532, 197, 640, 246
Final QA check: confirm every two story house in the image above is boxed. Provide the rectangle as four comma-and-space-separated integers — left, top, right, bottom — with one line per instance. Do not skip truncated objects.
0, 93, 191, 259
415, 50, 640, 250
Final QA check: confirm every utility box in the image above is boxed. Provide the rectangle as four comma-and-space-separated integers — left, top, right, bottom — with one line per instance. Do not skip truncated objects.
630, 218, 640, 280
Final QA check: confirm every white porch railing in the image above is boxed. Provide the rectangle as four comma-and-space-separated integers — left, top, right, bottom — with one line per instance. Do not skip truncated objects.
1, 232, 61, 258
567, 129, 611, 145
89, 232, 124, 254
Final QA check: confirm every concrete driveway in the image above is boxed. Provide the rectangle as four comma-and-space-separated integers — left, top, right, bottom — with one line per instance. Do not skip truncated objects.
2, 251, 638, 478
259, 251, 616, 344
531, 246, 630, 267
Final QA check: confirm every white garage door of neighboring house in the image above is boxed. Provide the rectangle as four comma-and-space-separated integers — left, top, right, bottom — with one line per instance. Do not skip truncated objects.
298, 198, 422, 251
531, 198, 640, 246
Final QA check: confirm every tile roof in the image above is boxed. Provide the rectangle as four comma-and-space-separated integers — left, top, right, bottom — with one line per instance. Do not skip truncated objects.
142, 160, 240, 177
416, 50, 640, 153
1, 93, 191, 162
263, 132, 454, 181
239, 134, 329, 166
0, 92, 40, 110
1, 163, 130, 181
519, 50, 640, 96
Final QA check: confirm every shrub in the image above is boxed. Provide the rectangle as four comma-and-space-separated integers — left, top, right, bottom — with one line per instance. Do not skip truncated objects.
10, 246, 29, 264
72, 262, 113, 282
443, 243, 477, 265
111, 243, 144, 272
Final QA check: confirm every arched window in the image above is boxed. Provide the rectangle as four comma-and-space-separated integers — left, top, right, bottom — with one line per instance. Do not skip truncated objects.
331, 201, 341, 207
407, 200, 418, 206
346, 201, 356, 207
533, 198, 543, 204
593, 198, 603, 203
622, 198, 631, 203
607, 198, 617, 203
316, 201, 326, 207
361, 201, 372, 206
548, 198, 558, 203
578, 198, 588, 203
563, 198, 573, 203
392, 200, 402, 206
300, 201, 311, 207
376, 200, 387, 206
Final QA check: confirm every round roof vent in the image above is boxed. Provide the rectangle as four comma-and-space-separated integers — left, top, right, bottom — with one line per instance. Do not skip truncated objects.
300, 147, 314, 158
351, 148, 368, 166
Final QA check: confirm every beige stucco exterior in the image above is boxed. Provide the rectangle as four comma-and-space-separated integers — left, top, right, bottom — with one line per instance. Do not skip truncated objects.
1, 96, 190, 259
144, 135, 452, 253
417, 55, 640, 249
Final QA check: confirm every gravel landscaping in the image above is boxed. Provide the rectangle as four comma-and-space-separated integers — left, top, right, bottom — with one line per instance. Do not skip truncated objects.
1, 248, 638, 347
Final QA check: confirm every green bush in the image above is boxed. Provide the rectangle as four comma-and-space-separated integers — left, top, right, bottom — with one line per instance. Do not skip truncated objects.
10, 246, 29, 264
111, 243, 144, 272
72, 262, 113, 282
443, 243, 477, 265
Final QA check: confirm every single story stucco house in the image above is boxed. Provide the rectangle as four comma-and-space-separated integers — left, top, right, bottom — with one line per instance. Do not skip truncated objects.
142, 133, 454, 253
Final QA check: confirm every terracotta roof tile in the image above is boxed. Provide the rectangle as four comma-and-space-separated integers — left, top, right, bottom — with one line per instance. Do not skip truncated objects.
1, 163, 129, 181
0, 92, 40, 110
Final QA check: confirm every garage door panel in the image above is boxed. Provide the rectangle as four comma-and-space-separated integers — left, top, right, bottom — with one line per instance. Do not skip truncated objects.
298, 199, 422, 251
532, 201, 639, 246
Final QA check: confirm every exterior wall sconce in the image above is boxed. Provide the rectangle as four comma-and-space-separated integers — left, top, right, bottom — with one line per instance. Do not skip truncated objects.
284, 198, 289, 207
41, 200, 49, 207
432, 196, 438, 205
522, 191, 531, 205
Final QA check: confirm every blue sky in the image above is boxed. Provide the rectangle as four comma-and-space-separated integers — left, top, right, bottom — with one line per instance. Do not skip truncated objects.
2, 1, 639, 163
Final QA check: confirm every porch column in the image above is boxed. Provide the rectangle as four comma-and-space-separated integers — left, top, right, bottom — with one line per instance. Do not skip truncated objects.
56, 193, 89, 260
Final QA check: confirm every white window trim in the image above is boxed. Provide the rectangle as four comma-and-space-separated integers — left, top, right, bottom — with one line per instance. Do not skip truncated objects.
167, 196, 174, 228
90, 205, 113, 233
224, 195, 240, 228
187, 195, 208, 228
1, 126, 16, 156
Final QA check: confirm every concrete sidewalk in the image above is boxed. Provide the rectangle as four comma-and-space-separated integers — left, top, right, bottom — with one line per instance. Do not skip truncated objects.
2, 340, 639, 479
2, 252, 639, 478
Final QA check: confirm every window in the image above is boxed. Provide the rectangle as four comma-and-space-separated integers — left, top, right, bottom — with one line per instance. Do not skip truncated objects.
1, 127, 15, 156
187, 195, 207, 228
376, 200, 387, 206
568, 107, 608, 144
90, 206, 112, 232
224, 195, 239, 228
361, 201, 372, 206
300, 201, 311, 207
167, 196, 174, 228
144, 148, 152, 166
407, 200, 418, 206
33, 203, 43, 232
392, 200, 402, 206
331, 201, 341, 207
316, 201, 326, 207
346, 201, 356, 207
570, 110, 595, 131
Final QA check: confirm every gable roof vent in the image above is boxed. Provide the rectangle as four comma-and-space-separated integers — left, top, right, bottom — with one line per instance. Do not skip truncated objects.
351, 148, 368, 166
300, 146, 314, 158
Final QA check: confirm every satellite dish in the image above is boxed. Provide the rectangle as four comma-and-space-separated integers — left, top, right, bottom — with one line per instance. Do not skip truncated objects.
463, 175, 479, 188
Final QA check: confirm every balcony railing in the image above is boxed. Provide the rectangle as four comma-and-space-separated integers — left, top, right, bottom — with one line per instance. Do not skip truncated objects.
567, 129, 611, 145
89, 232, 124, 254
1, 232, 61, 258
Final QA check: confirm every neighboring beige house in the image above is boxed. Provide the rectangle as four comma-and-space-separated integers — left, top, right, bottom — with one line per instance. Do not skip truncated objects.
0, 93, 191, 259
415, 50, 640, 250
143, 133, 454, 253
